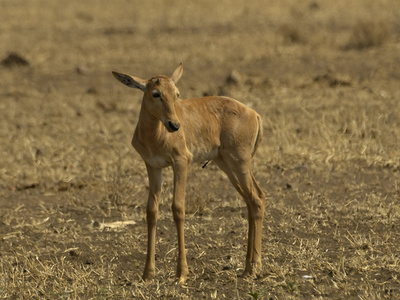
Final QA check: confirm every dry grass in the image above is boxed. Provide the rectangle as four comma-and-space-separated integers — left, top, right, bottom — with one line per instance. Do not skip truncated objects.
1, 0, 400, 299
344, 20, 393, 50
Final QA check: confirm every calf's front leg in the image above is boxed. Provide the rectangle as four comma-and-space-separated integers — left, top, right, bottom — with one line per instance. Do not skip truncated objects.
172, 159, 189, 283
143, 164, 162, 281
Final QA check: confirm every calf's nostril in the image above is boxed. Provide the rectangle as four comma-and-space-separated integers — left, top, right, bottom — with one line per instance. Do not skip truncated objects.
168, 121, 180, 131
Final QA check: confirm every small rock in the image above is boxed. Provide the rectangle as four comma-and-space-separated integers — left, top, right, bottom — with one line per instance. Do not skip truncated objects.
226, 70, 242, 86
76, 65, 89, 75
1, 52, 30, 67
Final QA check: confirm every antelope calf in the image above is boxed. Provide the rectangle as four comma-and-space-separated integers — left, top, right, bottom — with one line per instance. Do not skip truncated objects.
112, 64, 265, 283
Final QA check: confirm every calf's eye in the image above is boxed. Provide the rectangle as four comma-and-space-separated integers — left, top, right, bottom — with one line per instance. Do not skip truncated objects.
152, 91, 161, 98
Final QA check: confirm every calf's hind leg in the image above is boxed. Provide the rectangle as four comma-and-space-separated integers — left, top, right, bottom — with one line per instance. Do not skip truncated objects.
214, 157, 265, 276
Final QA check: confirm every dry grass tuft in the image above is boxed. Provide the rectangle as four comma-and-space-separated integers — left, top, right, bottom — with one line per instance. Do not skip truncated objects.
344, 20, 392, 50
279, 23, 307, 44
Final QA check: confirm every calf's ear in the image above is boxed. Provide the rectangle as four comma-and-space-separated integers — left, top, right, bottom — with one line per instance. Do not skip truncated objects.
112, 71, 147, 91
171, 63, 183, 83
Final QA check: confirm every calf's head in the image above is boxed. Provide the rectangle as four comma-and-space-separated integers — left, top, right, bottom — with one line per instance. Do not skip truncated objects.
112, 63, 183, 132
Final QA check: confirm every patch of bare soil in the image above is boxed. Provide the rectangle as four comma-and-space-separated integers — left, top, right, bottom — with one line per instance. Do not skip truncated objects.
1, 0, 400, 299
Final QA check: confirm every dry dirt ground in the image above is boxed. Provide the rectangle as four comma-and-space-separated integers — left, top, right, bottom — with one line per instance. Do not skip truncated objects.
1, 0, 400, 299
